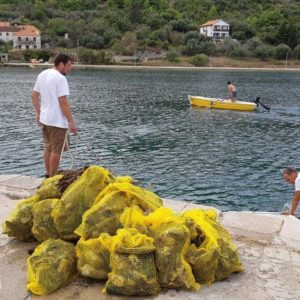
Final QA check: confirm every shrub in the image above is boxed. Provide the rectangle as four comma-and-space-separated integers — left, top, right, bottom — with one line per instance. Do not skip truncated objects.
293, 44, 300, 60
190, 54, 208, 67
166, 50, 179, 62
229, 46, 250, 58
254, 45, 274, 60
274, 43, 291, 60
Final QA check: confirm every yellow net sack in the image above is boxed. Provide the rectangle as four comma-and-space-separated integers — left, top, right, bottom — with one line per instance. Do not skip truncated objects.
145, 208, 200, 291
52, 165, 114, 240
104, 228, 160, 296
36, 175, 63, 200
31, 198, 60, 242
27, 239, 77, 295
76, 233, 112, 280
2, 195, 40, 241
75, 182, 162, 240
183, 209, 243, 284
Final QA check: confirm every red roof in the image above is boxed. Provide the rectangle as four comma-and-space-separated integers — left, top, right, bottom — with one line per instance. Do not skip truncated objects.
14, 25, 40, 37
200, 19, 222, 27
0, 26, 19, 32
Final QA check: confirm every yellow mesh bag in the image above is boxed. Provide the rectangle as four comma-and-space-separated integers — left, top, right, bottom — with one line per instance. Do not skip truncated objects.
104, 228, 160, 296
146, 208, 200, 291
2, 195, 40, 241
209, 218, 244, 281
75, 182, 162, 240
120, 207, 200, 291
76, 233, 112, 280
52, 165, 114, 240
120, 206, 149, 234
36, 175, 63, 200
32, 198, 60, 242
183, 209, 243, 284
27, 239, 77, 295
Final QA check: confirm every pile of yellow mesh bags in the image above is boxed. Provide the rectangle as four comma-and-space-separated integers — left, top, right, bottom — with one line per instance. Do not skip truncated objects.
2, 165, 243, 296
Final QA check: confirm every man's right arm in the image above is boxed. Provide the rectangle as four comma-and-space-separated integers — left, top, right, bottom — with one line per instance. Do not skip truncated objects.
290, 190, 300, 215
58, 96, 77, 134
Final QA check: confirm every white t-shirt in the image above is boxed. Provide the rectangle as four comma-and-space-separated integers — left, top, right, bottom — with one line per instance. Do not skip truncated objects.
33, 68, 70, 128
295, 173, 300, 191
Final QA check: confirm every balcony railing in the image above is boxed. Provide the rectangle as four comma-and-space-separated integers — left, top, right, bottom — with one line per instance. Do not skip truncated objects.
213, 28, 229, 32
15, 40, 37, 45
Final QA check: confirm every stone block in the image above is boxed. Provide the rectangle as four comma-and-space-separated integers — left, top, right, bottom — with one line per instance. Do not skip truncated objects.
220, 212, 285, 242
0, 175, 42, 190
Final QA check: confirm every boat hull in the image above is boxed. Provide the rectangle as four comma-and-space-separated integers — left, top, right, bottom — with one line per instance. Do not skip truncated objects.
188, 95, 257, 111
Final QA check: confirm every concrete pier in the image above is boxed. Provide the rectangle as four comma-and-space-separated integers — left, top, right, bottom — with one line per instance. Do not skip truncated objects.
0, 175, 300, 300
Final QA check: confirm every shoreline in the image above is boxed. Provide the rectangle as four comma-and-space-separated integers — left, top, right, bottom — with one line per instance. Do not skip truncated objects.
2, 62, 300, 72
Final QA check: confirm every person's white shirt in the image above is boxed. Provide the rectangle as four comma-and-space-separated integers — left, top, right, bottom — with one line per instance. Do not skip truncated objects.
33, 68, 70, 128
295, 173, 300, 191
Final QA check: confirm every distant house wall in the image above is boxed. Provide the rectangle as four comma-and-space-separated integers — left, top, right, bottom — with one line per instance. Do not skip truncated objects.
0, 26, 18, 42
0, 23, 41, 49
200, 19, 230, 40
13, 35, 41, 50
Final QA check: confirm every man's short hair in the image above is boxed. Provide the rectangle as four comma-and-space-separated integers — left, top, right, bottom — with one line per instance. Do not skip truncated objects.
227, 81, 231, 85
283, 167, 297, 176
54, 53, 71, 67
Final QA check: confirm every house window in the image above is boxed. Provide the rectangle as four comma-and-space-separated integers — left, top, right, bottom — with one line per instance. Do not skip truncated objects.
26, 45, 29, 49
33, 37, 36, 41
6, 32, 9, 36
214, 25, 220, 31
18, 37, 21, 41
18, 45, 21, 49
26, 37, 29, 41
222, 25, 228, 31
34, 45, 37, 49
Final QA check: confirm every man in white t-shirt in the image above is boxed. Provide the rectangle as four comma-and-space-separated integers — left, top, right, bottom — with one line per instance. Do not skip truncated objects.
32, 53, 77, 177
282, 167, 300, 215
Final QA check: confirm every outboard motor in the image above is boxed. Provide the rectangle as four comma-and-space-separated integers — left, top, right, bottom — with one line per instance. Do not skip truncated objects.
254, 96, 270, 111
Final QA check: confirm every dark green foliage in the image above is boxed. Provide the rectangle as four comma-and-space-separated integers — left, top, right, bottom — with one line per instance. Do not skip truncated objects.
0, 0, 299, 60
190, 54, 209, 66
274, 44, 292, 60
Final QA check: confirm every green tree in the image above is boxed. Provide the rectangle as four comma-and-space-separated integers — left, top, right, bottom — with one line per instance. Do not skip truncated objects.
120, 31, 138, 55
274, 43, 291, 60
207, 4, 218, 20
191, 54, 208, 66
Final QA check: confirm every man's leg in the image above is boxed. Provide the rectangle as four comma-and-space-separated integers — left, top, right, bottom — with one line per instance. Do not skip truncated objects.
44, 148, 51, 176
49, 152, 61, 177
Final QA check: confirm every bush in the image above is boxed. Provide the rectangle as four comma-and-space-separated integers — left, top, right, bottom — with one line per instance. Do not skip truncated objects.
293, 45, 300, 60
246, 37, 263, 51
190, 54, 208, 67
274, 43, 291, 60
229, 46, 250, 58
215, 38, 239, 55
166, 50, 179, 62
254, 45, 274, 60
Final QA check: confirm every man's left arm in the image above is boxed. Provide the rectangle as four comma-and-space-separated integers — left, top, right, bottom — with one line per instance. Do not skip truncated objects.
32, 90, 41, 125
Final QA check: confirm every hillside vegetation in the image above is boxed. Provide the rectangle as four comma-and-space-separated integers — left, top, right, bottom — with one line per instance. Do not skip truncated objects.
0, 0, 300, 64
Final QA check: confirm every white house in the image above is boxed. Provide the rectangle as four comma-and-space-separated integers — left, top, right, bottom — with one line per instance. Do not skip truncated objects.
200, 19, 230, 40
13, 25, 41, 50
0, 22, 18, 43
0, 22, 41, 49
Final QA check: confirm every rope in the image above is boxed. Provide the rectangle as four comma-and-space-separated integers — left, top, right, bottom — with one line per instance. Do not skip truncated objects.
59, 130, 114, 174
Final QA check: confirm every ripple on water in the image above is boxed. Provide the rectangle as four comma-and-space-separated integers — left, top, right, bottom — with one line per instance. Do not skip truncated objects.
1, 68, 300, 211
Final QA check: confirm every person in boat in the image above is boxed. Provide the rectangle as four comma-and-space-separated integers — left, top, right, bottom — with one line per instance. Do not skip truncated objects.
282, 167, 300, 215
227, 81, 237, 102
32, 53, 77, 178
